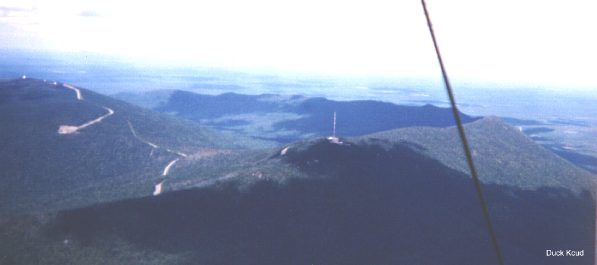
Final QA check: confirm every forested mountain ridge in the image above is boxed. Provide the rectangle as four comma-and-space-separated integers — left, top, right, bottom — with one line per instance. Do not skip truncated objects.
364, 116, 596, 192
0, 78, 270, 215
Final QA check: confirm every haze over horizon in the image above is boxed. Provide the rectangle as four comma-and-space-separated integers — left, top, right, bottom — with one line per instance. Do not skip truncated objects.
1, 0, 596, 91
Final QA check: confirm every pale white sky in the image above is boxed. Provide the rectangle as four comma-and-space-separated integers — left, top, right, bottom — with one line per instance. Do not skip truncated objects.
1, 0, 596, 90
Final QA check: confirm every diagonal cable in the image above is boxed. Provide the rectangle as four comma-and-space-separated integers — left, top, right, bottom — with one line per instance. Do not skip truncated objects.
420, 1, 505, 264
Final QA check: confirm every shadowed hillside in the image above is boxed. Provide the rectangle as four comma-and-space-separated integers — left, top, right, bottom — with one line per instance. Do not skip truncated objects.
0, 139, 593, 264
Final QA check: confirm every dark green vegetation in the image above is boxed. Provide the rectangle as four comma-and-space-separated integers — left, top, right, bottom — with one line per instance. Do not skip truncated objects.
0, 78, 270, 215
364, 117, 595, 191
117, 90, 479, 143
1, 78, 595, 264
1, 139, 594, 264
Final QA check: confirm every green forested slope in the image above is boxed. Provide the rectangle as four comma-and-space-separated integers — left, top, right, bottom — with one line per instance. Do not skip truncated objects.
0, 78, 270, 215
364, 116, 595, 191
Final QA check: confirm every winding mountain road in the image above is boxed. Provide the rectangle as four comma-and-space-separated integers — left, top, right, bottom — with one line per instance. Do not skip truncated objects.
127, 121, 159, 148
57, 82, 188, 197
127, 120, 188, 196
63, 83, 83, 100
162, 159, 180, 176
57, 84, 114, 134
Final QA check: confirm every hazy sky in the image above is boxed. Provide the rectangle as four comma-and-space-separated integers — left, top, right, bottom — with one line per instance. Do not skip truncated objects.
1, 0, 596, 89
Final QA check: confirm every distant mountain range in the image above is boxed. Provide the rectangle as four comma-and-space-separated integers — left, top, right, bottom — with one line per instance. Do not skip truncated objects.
116, 89, 597, 175
1, 78, 595, 265
116, 90, 480, 143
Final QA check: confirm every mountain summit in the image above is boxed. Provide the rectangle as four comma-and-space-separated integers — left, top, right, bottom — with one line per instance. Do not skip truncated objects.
364, 116, 595, 192
4, 135, 590, 265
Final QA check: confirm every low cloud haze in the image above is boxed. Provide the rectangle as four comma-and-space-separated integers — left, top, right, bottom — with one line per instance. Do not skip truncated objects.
0, 0, 596, 90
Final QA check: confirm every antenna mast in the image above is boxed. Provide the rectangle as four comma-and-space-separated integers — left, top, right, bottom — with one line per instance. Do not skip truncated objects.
328, 111, 342, 144
332, 111, 336, 137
